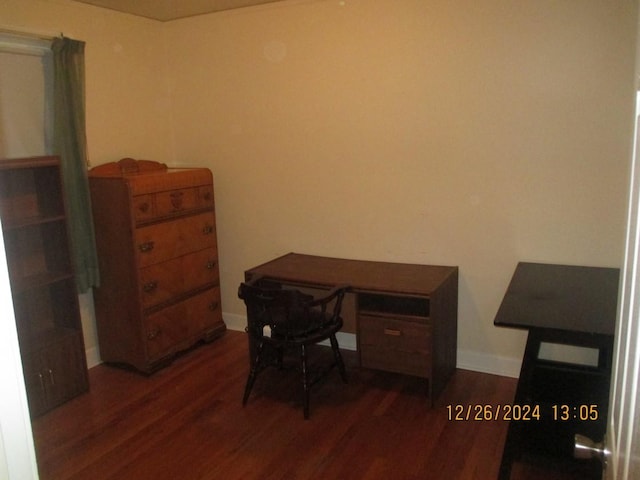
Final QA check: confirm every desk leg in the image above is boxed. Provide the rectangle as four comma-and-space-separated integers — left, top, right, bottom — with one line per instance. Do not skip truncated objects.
497, 331, 541, 479
498, 422, 517, 480
245, 315, 260, 367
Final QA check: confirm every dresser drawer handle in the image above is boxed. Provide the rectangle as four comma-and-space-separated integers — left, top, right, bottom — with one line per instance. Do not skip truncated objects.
384, 328, 402, 337
209, 301, 219, 311
147, 328, 160, 340
206, 260, 217, 270
139, 241, 155, 253
170, 191, 184, 210
138, 202, 150, 213
203, 191, 212, 202
202, 225, 214, 235
143, 281, 157, 293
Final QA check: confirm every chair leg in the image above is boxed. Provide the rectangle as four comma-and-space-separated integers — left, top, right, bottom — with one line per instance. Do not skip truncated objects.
243, 341, 264, 406
276, 346, 284, 370
301, 344, 310, 419
329, 334, 348, 383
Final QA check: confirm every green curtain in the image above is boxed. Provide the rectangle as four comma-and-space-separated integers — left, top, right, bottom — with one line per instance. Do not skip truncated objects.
52, 37, 100, 292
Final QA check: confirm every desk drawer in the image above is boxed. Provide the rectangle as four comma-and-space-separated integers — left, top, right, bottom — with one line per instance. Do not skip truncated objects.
359, 314, 431, 378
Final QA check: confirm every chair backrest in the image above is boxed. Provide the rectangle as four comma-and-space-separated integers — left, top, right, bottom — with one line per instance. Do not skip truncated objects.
238, 283, 315, 337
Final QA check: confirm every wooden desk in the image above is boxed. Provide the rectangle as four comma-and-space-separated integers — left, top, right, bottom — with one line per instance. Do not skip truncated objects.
494, 262, 619, 479
245, 253, 459, 405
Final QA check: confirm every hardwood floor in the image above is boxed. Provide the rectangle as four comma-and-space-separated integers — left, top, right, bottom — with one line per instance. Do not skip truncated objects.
32, 330, 521, 480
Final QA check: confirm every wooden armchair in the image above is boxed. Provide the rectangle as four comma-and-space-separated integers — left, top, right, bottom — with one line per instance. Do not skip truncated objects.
238, 279, 349, 419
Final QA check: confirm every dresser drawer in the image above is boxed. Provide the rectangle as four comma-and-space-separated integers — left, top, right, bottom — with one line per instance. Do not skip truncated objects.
359, 314, 431, 378
155, 187, 199, 217
199, 185, 214, 209
140, 247, 219, 309
132, 194, 155, 223
145, 287, 222, 361
135, 212, 216, 267
132, 186, 212, 224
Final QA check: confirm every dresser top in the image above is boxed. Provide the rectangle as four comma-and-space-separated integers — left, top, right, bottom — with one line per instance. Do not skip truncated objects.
246, 253, 458, 296
89, 158, 212, 194
89, 158, 168, 176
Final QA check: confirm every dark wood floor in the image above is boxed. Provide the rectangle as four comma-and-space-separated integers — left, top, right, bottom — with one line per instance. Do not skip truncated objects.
31, 330, 547, 480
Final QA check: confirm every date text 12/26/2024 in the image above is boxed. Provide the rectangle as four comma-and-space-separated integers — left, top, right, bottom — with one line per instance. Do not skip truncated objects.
446, 404, 599, 422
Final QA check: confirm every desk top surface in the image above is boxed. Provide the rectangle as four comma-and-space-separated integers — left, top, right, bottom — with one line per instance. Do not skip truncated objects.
494, 262, 619, 335
246, 253, 458, 296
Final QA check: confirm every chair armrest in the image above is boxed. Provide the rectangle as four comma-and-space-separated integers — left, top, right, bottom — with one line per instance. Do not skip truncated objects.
238, 275, 268, 301
245, 274, 266, 286
309, 284, 351, 308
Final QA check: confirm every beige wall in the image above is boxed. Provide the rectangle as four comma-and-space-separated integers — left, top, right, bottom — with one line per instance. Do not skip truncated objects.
2, 0, 637, 373
164, 0, 638, 371
3, 0, 174, 164
2, 0, 176, 352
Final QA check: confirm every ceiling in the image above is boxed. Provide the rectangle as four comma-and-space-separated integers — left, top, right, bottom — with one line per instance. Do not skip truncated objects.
71, 0, 286, 21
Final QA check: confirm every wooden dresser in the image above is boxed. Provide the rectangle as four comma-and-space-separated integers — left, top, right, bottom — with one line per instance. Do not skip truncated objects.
89, 158, 226, 373
0, 156, 89, 416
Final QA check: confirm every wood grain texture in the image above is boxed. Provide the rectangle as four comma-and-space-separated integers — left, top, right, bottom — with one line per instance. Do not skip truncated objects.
245, 253, 458, 407
88, 164, 225, 373
32, 330, 540, 480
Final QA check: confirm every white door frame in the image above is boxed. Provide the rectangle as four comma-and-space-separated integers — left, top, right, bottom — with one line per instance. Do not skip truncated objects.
0, 225, 39, 479
604, 9, 640, 478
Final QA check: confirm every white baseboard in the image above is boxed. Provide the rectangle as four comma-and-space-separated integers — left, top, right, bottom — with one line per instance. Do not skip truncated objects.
457, 349, 521, 378
86, 312, 522, 378
223, 312, 249, 333
223, 312, 521, 378
85, 345, 101, 369
85, 313, 522, 378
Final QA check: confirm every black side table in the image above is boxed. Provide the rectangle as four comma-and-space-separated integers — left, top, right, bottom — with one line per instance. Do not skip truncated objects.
494, 262, 619, 479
